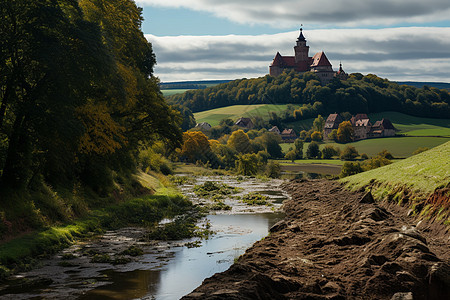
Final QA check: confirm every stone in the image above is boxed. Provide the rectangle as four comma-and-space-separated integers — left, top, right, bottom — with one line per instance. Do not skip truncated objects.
391, 292, 413, 300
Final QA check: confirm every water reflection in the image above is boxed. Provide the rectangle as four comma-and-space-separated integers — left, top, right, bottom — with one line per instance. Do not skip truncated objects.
80, 213, 284, 300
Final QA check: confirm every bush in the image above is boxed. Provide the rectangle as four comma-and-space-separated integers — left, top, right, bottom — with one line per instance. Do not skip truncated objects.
340, 146, 359, 160
265, 161, 281, 178
339, 162, 363, 178
311, 131, 323, 142
306, 142, 321, 159
361, 153, 369, 160
361, 156, 392, 171
321, 145, 339, 159
236, 153, 259, 176
285, 150, 298, 162
377, 149, 394, 160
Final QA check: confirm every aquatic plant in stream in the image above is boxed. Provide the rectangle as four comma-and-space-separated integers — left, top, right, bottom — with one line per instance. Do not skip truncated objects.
193, 181, 241, 198
241, 192, 271, 206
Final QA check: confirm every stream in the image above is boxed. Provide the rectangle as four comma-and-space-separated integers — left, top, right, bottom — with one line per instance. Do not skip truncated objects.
0, 175, 288, 300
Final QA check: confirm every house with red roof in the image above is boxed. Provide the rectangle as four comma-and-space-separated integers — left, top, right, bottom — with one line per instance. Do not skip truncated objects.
269, 28, 346, 85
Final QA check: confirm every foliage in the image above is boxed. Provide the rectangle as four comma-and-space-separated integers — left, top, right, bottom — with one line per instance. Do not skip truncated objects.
236, 153, 260, 176
337, 121, 354, 143
321, 145, 340, 159
179, 131, 217, 165
313, 115, 325, 132
241, 192, 270, 206
253, 132, 283, 158
339, 162, 363, 178
193, 181, 239, 198
169, 70, 450, 119
311, 131, 323, 142
148, 214, 213, 241
0, 193, 192, 273
328, 129, 338, 141
361, 156, 392, 171
377, 149, 394, 160
340, 146, 359, 160
0, 1, 182, 211
227, 130, 252, 154
265, 161, 281, 178
306, 142, 321, 159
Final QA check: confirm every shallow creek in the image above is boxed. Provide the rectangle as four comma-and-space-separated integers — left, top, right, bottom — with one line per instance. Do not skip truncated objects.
0, 176, 288, 299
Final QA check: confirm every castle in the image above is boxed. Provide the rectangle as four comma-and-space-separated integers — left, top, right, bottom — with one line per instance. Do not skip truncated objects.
269, 29, 348, 84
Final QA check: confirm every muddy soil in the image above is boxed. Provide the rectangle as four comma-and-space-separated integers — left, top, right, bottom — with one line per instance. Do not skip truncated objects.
183, 179, 450, 300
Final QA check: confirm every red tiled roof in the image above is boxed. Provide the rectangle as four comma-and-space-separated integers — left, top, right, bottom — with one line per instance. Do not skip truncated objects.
271, 54, 311, 72
311, 51, 332, 67
281, 129, 296, 135
355, 119, 371, 127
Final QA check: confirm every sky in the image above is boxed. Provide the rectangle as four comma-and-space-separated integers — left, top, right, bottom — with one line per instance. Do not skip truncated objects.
136, 0, 450, 83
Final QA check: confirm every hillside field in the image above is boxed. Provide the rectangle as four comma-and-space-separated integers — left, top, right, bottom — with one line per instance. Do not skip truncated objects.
281, 136, 450, 158
340, 141, 450, 224
193, 104, 301, 127
162, 89, 190, 97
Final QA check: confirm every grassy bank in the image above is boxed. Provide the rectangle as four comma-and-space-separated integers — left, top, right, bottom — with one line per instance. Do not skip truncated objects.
340, 141, 450, 224
0, 173, 194, 279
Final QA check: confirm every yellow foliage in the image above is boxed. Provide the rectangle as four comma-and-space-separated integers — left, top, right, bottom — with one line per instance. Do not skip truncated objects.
77, 103, 126, 155
180, 131, 211, 162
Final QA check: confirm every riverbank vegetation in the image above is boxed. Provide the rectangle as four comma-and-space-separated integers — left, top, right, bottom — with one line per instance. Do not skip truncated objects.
0, 0, 190, 279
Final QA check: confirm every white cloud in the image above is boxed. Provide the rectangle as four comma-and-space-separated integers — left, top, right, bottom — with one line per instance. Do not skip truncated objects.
137, 0, 450, 28
147, 27, 450, 82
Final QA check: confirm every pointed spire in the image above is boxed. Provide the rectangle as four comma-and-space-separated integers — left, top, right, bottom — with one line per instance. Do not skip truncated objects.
297, 27, 306, 42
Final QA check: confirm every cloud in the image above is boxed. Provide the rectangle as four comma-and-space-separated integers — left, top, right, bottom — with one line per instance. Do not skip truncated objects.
147, 27, 450, 82
137, 0, 450, 28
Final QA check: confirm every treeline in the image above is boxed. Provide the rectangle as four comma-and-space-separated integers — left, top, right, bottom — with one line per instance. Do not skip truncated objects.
169, 71, 450, 119
0, 1, 181, 223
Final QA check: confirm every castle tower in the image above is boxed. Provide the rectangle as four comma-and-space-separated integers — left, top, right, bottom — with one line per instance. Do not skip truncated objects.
294, 28, 309, 63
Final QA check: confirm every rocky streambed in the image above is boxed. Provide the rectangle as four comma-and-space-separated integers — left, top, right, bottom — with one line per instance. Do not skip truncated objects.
0, 175, 289, 299
183, 179, 450, 300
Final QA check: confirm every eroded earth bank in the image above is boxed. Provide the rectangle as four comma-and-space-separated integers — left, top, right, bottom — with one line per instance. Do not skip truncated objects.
183, 179, 450, 300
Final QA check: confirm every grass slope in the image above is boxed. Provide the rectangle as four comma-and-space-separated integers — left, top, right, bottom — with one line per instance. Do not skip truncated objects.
162, 89, 190, 97
341, 141, 450, 223
194, 104, 300, 127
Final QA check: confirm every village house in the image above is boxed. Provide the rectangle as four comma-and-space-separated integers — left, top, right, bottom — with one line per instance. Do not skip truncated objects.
324, 113, 396, 141
194, 122, 212, 131
269, 28, 348, 85
281, 128, 297, 141
235, 117, 254, 129
323, 113, 343, 139
368, 119, 396, 138
351, 114, 371, 141
268, 126, 281, 135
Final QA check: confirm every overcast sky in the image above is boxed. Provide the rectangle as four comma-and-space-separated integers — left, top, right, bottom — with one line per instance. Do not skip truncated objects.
137, 0, 450, 83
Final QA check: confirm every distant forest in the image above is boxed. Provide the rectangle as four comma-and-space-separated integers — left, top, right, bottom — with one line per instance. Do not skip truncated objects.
168, 71, 450, 119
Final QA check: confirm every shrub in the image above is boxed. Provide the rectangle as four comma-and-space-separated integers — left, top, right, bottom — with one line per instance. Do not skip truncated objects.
339, 162, 363, 178
321, 145, 339, 159
340, 146, 359, 160
265, 161, 281, 178
311, 131, 323, 142
236, 153, 259, 176
377, 149, 394, 160
306, 142, 321, 159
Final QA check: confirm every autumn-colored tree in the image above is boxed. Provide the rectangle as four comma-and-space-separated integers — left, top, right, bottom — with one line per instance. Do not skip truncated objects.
313, 115, 325, 132
180, 131, 213, 163
227, 130, 252, 153
340, 146, 359, 160
236, 153, 259, 176
337, 121, 354, 143
311, 131, 323, 142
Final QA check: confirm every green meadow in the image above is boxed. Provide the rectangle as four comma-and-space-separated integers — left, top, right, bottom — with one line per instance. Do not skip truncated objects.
194, 104, 300, 126
161, 89, 190, 97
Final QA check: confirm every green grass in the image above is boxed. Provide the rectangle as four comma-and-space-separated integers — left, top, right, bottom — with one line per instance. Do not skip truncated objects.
341, 141, 450, 223
281, 136, 450, 158
161, 89, 191, 97
369, 112, 450, 137
193, 104, 300, 126
279, 159, 346, 166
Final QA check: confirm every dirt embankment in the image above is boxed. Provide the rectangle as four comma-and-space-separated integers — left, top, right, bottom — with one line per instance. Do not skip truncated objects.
183, 179, 450, 300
